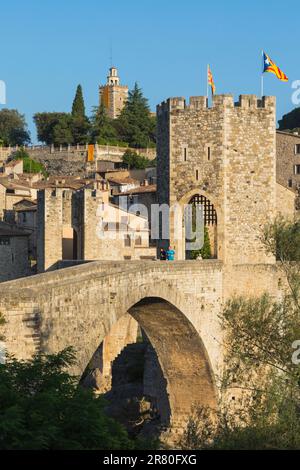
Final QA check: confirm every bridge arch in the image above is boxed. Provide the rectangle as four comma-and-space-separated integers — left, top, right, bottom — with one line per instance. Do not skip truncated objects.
128, 297, 217, 428
81, 295, 218, 431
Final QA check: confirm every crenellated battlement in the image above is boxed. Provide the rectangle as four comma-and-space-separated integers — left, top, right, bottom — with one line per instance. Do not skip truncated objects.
157, 94, 276, 114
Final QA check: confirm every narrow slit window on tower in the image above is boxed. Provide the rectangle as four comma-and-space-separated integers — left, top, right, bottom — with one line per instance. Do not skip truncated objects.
196, 169, 199, 180
183, 147, 187, 161
207, 146, 211, 160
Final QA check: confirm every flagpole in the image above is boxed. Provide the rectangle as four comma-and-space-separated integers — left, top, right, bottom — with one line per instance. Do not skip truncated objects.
207, 64, 209, 99
261, 50, 264, 97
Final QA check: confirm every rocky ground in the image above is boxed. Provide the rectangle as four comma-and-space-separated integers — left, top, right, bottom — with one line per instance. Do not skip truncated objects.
82, 340, 164, 440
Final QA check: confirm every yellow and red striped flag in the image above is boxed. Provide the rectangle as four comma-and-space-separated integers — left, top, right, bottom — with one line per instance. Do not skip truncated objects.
208, 65, 216, 95
263, 51, 288, 81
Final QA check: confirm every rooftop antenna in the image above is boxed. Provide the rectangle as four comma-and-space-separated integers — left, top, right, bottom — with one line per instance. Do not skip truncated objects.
109, 40, 113, 67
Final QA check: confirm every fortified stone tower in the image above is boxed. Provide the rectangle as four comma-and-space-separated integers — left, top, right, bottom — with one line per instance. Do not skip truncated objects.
99, 66, 128, 119
37, 188, 74, 272
157, 94, 276, 264
73, 187, 105, 260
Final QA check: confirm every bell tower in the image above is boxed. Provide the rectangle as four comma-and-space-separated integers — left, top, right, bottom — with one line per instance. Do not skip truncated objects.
107, 67, 120, 86
99, 66, 128, 119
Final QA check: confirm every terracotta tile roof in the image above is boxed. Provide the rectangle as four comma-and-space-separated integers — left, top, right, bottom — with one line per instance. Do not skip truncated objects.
16, 173, 43, 180
5, 159, 23, 168
31, 179, 93, 190
13, 199, 37, 212
115, 184, 157, 196
0, 177, 32, 192
276, 130, 300, 139
47, 175, 83, 183
107, 176, 139, 185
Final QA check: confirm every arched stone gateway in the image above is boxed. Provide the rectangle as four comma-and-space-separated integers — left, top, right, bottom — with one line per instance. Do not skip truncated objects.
185, 194, 218, 260
170, 188, 223, 261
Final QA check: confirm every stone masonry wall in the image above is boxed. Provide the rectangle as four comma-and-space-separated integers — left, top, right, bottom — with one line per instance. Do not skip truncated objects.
157, 94, 276, 264
5, 145, 156, 176
276, 131, 300, 190
0, 236, 30, 282
37, 189, 64, 272
276, 182, 295, 220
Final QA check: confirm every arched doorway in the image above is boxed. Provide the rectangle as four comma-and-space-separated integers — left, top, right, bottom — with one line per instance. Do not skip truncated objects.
185, 194, 218, 260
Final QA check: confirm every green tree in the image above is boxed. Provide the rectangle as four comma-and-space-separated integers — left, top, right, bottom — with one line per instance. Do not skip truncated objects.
278, 107, 300, 130
116, 83, 156, 148
191, 225, 212, 259
53, 114, 74, 146
0, 109, 30, 146
122, 149, 152, 169
90, 103, 117, 144
34, 112, 71, 145
71, 84, 90, 144
180, 219, 300, 450
72, 84, 85, 118
0, 348, 134, 450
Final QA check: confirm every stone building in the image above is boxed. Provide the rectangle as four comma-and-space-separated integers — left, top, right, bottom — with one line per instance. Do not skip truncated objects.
99, 67, 128, 119
276, 130, 300, 191
113, 183, 157, 240
0, 221, 31, 282
0, 177, 34, 223
2, 159, 23, 176
13, 199, 37, 258
37, 185, 156, 272
157, 94, 295, 263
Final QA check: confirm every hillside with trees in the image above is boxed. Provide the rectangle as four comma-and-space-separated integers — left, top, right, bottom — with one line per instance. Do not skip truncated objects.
33, 83, 156, 148
278, 107, 300, 131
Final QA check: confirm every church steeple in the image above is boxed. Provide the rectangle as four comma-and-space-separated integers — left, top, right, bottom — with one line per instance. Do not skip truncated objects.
99, 66, 128, 119
107, 67, 120, 86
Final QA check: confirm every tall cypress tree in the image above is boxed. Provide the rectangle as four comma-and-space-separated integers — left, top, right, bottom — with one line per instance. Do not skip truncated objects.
71, 84, 89, 143
72, 84, 85, 118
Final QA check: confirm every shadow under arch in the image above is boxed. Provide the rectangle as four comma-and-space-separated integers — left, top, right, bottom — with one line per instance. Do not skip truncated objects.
127, 296, 218, 430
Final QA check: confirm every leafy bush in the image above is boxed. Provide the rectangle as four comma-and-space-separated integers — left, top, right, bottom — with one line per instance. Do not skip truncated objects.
13, 148, 47, 176
0, 348, 135, 450
122, 149, 153, 169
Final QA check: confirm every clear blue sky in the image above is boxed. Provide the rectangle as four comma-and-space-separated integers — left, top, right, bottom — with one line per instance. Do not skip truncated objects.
0, 0, 298, 143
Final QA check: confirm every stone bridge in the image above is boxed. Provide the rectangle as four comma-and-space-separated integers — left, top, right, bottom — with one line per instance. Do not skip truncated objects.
0, 260, 280, 430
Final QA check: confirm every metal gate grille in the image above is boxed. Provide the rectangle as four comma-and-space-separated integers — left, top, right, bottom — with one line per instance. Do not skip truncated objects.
189, 194, 217, 225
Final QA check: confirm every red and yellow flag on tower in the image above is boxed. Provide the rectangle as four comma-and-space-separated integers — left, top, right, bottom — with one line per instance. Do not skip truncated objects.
207, 65, 216, 95
263, 51, 288, 81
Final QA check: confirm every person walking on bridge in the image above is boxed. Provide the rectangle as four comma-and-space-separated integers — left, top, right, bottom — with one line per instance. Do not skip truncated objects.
166, 246, 175, 261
